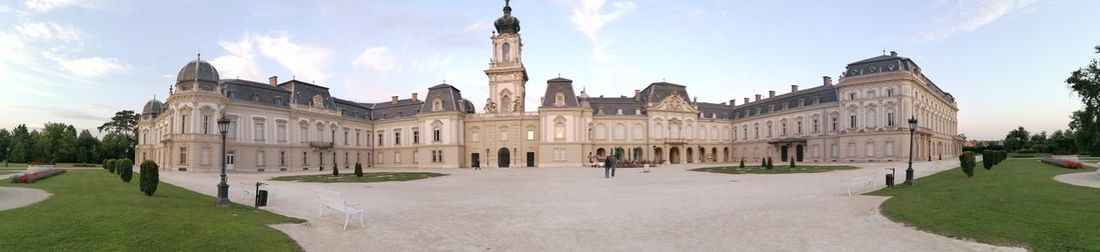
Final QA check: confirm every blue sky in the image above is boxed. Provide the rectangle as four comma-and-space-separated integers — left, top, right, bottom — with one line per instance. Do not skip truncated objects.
0, 0, 1097, 140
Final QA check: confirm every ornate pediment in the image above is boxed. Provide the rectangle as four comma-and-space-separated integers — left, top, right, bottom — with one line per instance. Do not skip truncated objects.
653, 91, 697, 113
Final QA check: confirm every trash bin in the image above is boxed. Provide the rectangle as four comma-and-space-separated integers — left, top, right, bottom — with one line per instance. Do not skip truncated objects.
885, 174, 895, 187
255, 190, 268, 207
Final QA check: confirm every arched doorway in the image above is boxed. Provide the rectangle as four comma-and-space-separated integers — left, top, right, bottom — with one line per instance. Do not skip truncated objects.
780, 145, 789, 162
596, 148, 606, 159
497, 148, 511, 168
670, 147, 681, 164
614, 147, 625, 160
711, 147, 718, 162
795, 144, 804, 162
723, 147, 730, 162
633, 147, 643, 161
654, 147, 663, 163
686, 148, 694, 163
698, 147, 706, 163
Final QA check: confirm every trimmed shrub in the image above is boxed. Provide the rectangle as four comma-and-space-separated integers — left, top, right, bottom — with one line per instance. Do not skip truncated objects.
766, 157, 773, 169
105, 159, 116, 173
354, 162, 364, 177
739, 158, 745, 168
959, 152, 976, 177
789, 158, 795, 168
761, 158, 766, 168
139, 160, 160, 196
332, 163, 340, 177
119, 158, 133, 183
990, 150, 998, 170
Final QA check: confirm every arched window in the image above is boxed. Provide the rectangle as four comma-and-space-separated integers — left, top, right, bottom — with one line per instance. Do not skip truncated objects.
595, 124, 607, 140
554, 93, 565, 106
554, 118, 566, 140
502, 43, 511, 62
614, 123, 626, 140
866, 109, 877, 128
432, 98, 443, 111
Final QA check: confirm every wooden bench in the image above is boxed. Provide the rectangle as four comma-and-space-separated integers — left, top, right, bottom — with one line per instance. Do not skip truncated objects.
318, 190, 365, 230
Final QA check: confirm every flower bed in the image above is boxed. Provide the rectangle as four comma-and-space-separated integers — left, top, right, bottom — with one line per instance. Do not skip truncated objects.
9, 168, 66, 183
1040, 157, 1082, 169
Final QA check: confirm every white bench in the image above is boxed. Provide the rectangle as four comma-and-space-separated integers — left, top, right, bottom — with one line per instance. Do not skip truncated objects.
318, 190, 365, 230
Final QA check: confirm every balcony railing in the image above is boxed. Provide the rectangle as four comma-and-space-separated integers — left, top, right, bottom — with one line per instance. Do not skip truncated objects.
309, 141, 334, 149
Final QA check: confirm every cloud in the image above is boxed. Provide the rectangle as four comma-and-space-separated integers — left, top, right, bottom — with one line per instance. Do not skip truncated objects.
211, 33, 332, 83
209, 37, 261, 80
463, 19, 493, 34
253, 33, 332, 83
23, 0, 90, 13
42, 50, 129, 78
13, 21, 82, 41
353, 47, 400, 75
568, 0, 635, 63
0, 33, 32, 65
915, 0, 1038, 43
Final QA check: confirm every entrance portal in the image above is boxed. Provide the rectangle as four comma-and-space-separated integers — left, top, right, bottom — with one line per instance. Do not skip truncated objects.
670, 147, 680, 164
780, 146, 789, 162
498, 148, 511, 168
526, 152, 535, 167
795, 145, 804, 162
471, 153, 480, 168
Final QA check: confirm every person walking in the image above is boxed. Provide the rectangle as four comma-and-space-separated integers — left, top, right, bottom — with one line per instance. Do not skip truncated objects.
605, 153, 617, 178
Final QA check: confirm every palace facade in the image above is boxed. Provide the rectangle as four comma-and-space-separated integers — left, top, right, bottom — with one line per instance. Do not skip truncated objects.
136, 1, 962, 172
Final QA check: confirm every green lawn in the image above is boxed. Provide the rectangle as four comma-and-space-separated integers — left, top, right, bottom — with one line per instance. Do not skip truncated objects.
0, 163, 100, 169
690, 165, 859, 174
867, 159, 1100, 251
0, 170, 304, 251
1006, 152, 1052, 159
270, 172, 447, 183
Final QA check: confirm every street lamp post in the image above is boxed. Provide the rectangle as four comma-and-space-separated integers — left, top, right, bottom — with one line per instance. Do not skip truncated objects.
216, 115, 231, 207
905, 116, 918, 185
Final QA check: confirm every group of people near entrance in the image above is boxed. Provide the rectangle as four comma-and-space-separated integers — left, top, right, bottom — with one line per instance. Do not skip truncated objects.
588, 152, 617, 178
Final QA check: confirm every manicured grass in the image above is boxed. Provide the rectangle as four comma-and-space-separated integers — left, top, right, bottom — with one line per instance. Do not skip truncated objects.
270, 172, 447, 183
691, 165, 858, 174
0, 163, 100, 169
1007, 152, 1052, 159
0, 170, 304, 251
867, 159, 1100, 251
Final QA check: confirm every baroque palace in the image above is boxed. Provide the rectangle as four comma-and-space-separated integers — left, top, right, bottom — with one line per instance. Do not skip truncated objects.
136, 1, 962, 172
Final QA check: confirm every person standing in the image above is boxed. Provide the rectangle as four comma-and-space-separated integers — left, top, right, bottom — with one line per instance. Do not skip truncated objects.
605, 154, 617, 178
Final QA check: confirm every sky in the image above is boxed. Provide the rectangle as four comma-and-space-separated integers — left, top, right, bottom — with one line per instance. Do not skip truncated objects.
0, 0, 1097, 140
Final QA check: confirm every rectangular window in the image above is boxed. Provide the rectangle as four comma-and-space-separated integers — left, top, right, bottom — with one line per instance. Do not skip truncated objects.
300, 126, 308, 143
527, 130, 535, 140
886, 142, 895, 156
830, 144, 838, 158
280, 151, 286, 166
866, 143, 875, 157
201, 147, 210, 165
554, 125, 565, 139
796, 121, 802, 135
179, 147, 187, 164
849, 93, 856, 100
887, 113, 896, 127
181, 115, 188, 134
395, 132, 401, 145
394, 152, 401, 163
302, 152, 308, 165
227, 120, 237, 139
413, 131, 420, 144
277, 124, 287, 142
813, 119, 820, 133
848, 143, 857, 157
356, 132, 361, 146
378, 133, 384, 146
501, 131, 508, 141
472, 132, 480, 142
257, 151, 265, 166
887, 89, 895, 97
254, 122, 265, 141
202, 115, 210, 134
831, 118, 837, 131
344, 131, 349, 145
434, 129, 441, 142
812, 145, 820, 158
849, 115, 857, 129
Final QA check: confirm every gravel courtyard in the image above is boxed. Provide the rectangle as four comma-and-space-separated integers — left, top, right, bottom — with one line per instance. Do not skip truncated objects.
161, 161, 1021, 252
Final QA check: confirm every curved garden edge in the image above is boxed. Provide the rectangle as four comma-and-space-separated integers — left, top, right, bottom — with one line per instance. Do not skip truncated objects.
1052, 171, 1100, 189
0, 187, 51, 211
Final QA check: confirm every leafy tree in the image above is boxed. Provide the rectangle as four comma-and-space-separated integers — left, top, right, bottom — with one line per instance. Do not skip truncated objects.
1067, 45, 1100, 154
97, 110, 139, 158
99, 132, 130, 160
1050, 129, 1077, 155
40, 122, 75, 163
10, 125, 31, 163
31, 130, 50, 163
1003, 127, 1031, 152
75, 130, 100, 164
0, 128, 10, 162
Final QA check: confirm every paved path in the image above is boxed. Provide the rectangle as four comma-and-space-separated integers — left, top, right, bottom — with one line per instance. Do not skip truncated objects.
0, 187, 50, 211
1054, 170, 1100, 189
161, 162, 1022, 252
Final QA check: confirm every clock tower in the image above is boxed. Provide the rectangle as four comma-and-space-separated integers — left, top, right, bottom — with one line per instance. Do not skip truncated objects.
484, 0, 529, 114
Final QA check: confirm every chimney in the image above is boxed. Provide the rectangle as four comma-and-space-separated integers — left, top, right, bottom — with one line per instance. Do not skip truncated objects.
391, 96, 399, 104
268, 76, 278, 86
890, 51, 897, 57
823, 76, 833, 86
744, 97, 750, 104
755, 94, 762, 101
730, 99, 736, 106
768, 90, 776, 98
791, 85, 799, 93
634, 89, 641, 101
411, 93, 418, 102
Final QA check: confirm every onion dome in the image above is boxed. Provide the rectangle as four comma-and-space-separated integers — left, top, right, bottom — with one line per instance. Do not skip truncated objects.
142, 98, 163, 118
494, 0, 520, 35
